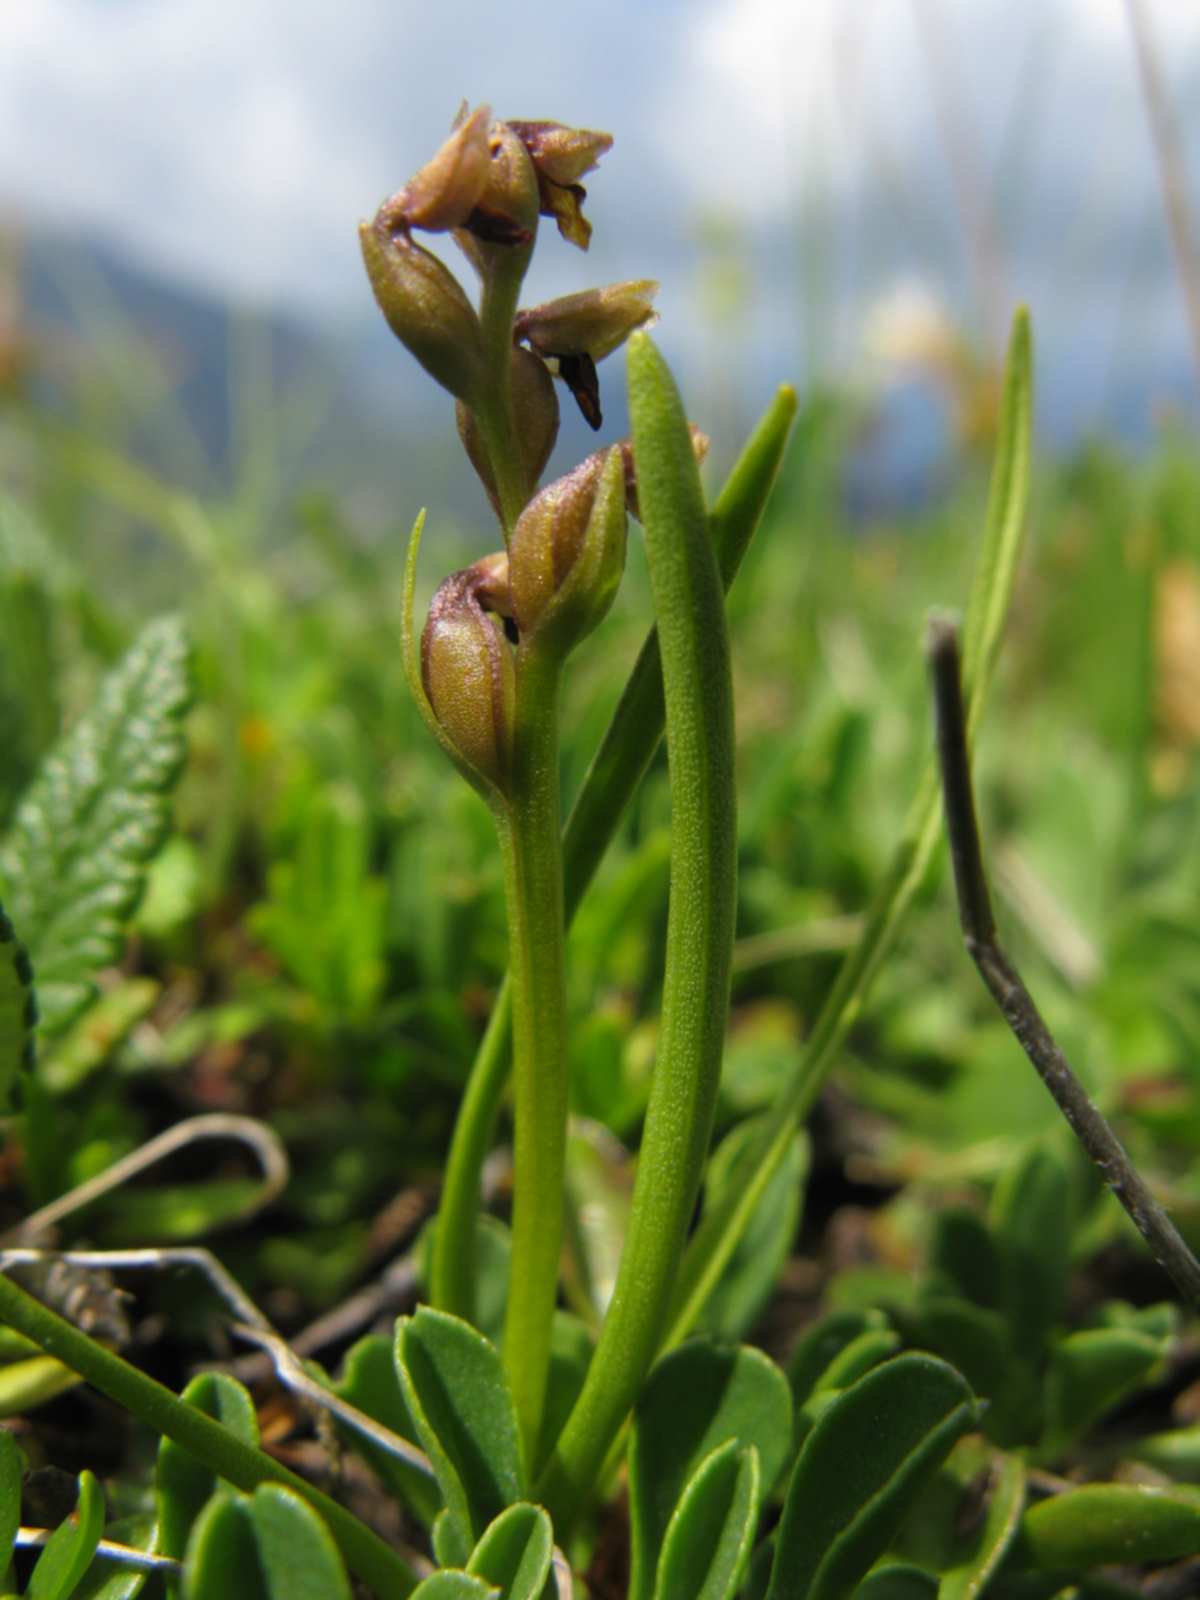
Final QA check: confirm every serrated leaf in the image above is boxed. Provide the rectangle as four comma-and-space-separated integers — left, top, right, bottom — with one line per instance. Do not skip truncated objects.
0, 614, 191, 1035
629, 1341, 792, 1600
654, 1439, 759, 1600
28, 1470, 105, 1600
250, 1484, 351, 1600
1018, 1483, 1200, 1569
157, 1373, 259, 1560
466, 1503, 553, 1600
394, 1308, 524, 1551
767, 1354, 977, 1600
0, 900, 34, 1108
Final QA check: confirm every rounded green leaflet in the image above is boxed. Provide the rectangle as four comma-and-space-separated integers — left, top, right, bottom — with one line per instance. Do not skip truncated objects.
394, 1307, 524, 1548
628, 1340, 793, 1600
157, 1372, 259, 1561
408, 1575, 497, 1600
1019, 1483, 1200, 1569
182, 1494, 262, 1600
27, 1471, 105, 1600
465, 1502, 553, 1600
248, 1484, 352, 1600
653, 1439, 760, 1600
852, 1566, 938, 1600
767, 1354, 979, 1600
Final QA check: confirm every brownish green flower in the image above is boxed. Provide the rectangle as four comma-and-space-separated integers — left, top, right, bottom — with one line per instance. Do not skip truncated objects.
508, 121, 614, 250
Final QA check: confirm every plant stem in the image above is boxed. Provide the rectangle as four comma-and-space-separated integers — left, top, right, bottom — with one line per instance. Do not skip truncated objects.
473, 255, 530, 538
497, 641, 569, 1467
429, 387, 798, 1325
927, 616, 1200, 1310
0, 1269, 418, 1599
538, 332, 737, 1532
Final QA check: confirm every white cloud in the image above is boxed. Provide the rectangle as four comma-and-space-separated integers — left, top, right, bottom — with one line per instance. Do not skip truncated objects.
0, 0, 690, 312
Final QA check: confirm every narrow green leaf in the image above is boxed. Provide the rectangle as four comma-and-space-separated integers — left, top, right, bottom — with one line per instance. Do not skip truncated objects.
72, 1514, 157, 1600
767, 1355, 978, 1600
929, 1209, 1002, 1311
0, 1428, 21, 1570
0, 615, 192, 1035
991, 1145, 1070, 1364
542, 328, 740, 1530
960, 306, 1033, 705
431, 382, 797, 1326
1018, 1483, 1200, 1569
157, 1373, 260, 1560
250, 1484, 351, 1600
394, 1308, 524, 1548
0, 900, 34, 1109
466, 1503, 553, 1600
182, 1494, 262, 1600
787, 1310, 894, 1407
669, 309, 1035, 1348
1131, 1422, 1200, 1483
1043, 1327, 1167, 1454
697, 1121, 806, 1342
653, 1440, 759, 1600
629, 1341, 792, 1600
914, 1299, 1011, 1420
940, 1446, 1026, 1600
335, 1334, 440, 1526
28, 1471, 105, 1600
0, 1354, 81, 1416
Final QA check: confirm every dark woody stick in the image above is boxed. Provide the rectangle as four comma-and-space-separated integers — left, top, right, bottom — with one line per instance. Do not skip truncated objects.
927, 613, 1200, 1310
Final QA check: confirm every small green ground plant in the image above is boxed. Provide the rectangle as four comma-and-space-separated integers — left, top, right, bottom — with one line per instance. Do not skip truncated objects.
4, 106, 1200, 1600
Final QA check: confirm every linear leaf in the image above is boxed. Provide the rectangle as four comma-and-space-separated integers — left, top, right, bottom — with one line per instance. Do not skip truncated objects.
0, 614, 191, 1035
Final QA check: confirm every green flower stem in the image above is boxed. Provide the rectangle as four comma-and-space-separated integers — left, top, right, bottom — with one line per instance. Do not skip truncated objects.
429, 386, 797, 1324
0, 1269, 418, 1599
537, 332, 737, 1531
665, 308, 1034, 1350
473, 254, 531, 537
496, 640, 569, 1466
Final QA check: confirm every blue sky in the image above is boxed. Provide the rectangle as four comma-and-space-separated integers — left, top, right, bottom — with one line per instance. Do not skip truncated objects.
3, 0, 1199, 444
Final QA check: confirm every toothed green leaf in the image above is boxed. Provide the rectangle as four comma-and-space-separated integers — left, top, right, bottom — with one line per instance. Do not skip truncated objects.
0, 614, 191, 1035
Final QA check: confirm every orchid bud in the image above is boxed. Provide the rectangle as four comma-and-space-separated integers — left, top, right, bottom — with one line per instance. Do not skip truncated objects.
508, 121, 613, 250
456, 345, 560, 521
515, 281, 658, 428
421, 553, 515, 793
359, 219, 484, 403
378, 105, 492, 234
509, 446, 627, 658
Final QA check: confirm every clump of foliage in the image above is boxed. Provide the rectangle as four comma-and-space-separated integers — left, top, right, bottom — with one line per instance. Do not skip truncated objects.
2, 105, 1200, 1600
